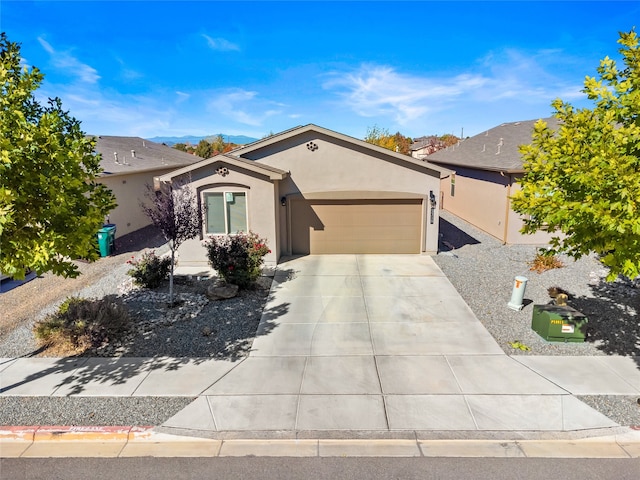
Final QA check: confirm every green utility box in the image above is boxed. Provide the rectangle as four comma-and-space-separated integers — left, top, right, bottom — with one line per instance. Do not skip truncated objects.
97, 224, 117, 257
531, 304, 588, 342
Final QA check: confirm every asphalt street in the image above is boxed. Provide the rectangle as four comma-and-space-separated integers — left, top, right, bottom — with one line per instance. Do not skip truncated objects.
3, 457, 640, 480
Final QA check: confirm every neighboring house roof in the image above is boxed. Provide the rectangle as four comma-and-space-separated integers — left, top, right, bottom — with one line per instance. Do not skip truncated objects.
232, 124, 451, 178
410, 136, 439, 152
426, 118, 560, 173
93, 136, 203, 176
160, 153, 289, 182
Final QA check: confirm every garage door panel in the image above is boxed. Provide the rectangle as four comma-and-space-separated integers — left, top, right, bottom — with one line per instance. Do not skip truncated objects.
313, 205, 419, 226
312, 225, 421, 240
292, 199, 423, 254
311, 238, 420, 255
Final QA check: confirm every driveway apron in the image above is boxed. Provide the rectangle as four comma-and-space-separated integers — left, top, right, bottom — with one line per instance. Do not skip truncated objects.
163, 255, 618, 434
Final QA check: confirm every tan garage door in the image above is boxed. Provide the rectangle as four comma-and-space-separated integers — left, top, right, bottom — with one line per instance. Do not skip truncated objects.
291, 199, 422, 254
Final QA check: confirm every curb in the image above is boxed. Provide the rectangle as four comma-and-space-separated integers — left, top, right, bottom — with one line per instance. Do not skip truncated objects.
2, 426, 640, 459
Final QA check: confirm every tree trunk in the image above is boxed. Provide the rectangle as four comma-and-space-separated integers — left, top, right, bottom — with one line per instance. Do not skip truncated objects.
169, 242, 175, 306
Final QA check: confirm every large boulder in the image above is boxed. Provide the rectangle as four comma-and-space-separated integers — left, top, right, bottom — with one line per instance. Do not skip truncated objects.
206, 280, 239, 300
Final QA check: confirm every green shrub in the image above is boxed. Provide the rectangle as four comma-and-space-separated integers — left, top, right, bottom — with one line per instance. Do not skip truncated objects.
33, 297, 131, 354
204, 231, 270, 289
127, 250, 171, 288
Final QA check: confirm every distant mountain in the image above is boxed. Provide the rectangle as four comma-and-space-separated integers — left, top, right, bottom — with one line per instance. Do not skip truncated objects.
146, 134, 259, 146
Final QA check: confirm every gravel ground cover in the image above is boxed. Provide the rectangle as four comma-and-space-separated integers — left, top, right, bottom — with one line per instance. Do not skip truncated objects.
0, 226, 272, 427
433, 211, 640, 359
1, 214, 638, 427
433, 211, 640, 427
0, 397, 195, 427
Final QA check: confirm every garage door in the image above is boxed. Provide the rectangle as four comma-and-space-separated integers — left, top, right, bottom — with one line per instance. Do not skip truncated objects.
291, 199, 423, 254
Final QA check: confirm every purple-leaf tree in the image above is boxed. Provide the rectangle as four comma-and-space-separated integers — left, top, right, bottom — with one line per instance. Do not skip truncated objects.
140, 179, 200, 305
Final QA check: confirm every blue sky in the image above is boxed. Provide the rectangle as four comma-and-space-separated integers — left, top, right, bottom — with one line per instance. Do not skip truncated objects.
3, 1, 638, 140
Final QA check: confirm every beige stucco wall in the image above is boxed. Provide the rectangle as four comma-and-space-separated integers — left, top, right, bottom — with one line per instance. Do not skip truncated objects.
438, 167, 557, 245
167, 161, 280, 267
99, 168, 179, 238
439, 167, 509, 242
506, 180, 558, 245
240, 132, 442, 254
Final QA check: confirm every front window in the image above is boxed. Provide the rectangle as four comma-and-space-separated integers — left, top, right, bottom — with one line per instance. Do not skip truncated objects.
204, 191, 247, 234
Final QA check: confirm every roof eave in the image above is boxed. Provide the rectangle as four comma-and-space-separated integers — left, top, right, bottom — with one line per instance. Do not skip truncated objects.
158, 154, 289, 183
429, 160, 524, 175
233, 123, 450, 178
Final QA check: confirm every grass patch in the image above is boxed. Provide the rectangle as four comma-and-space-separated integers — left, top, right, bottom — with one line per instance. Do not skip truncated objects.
33, 297, 131, 356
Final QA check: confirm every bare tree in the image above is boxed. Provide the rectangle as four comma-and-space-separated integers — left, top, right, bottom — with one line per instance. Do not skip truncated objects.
140, 179, 200, 305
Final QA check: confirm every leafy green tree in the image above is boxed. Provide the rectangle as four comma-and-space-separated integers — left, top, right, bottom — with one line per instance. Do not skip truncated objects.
364, 125, 412, 155
439, 134, 459, 147
0, 34, 116, 279
194, 139, 213, 158
173, 142, 188, 152
512, 29, 640, 281
210, 134, 226, 155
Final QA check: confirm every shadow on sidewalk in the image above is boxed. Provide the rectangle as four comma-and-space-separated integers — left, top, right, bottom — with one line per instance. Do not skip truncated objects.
0, 268, 301, 396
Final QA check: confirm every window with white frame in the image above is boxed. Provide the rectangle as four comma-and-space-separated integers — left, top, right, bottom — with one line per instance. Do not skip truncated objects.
204, 191, 247, 234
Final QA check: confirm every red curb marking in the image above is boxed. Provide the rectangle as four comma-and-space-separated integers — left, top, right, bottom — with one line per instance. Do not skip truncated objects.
36, 426, 132, 434
0, 427, 39, 433
0, 427, 38, 441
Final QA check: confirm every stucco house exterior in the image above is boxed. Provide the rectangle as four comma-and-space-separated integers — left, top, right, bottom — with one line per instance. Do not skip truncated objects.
95, 136, 202, 237
426, 118, 559, 245
159, 124, 449, 268
410, 136, 442, 160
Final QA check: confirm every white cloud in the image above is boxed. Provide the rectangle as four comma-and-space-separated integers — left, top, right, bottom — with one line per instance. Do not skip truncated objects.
202, 34, 240, 52
175, 91, 191, 102
324, 65, 488, 125
114, 57, 143, 82
37, 37, 100, 84
208, 89, 282, 126
323, 49, 587, 128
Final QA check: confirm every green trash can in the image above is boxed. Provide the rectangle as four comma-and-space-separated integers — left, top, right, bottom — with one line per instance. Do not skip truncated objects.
97, 224, 117, 257
531, 304, 589, 342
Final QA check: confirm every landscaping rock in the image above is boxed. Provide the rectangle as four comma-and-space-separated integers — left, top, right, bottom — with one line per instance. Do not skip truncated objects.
206, 281, 239, 300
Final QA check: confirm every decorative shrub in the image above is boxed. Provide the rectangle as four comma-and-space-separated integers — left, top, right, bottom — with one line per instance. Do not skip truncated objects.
204, 231, 270, 288
528, 252, 564, 273
33, 297, 131, 354
127, 250, 171, 288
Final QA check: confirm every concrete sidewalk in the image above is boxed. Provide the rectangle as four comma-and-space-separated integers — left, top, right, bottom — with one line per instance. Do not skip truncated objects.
2, 255, 640, 454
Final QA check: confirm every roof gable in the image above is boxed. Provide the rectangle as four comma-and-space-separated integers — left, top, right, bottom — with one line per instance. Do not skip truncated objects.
232, 124, 449, 178
158, 153, 288, 182
427, 118, 560, 173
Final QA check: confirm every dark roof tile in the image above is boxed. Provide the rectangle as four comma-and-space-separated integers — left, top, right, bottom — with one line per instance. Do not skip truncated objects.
426, 118, 560, 173
93, 136, 202, 176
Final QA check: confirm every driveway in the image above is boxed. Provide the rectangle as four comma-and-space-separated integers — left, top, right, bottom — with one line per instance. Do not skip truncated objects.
252, 254, 502, 357
162, 255, 617, 433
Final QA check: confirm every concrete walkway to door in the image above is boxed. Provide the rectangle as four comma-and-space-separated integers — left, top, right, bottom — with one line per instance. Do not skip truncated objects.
161, 255, 619, 434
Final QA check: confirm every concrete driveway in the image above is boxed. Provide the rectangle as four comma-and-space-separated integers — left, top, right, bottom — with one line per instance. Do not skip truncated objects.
251, 254, 502, 357
163, 255, 618, 433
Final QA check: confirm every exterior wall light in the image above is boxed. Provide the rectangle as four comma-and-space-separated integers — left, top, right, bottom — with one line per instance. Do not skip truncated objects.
280, 196, 287, 206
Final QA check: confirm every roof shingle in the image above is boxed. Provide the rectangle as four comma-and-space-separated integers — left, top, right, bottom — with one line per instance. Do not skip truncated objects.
93, 136, 202, 176
427, 118, 560, 173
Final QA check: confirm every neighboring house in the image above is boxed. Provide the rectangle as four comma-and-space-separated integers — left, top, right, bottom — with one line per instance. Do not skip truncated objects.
159, 124, 449, 268
426, 118, 559, 245
94, 136, 203, 237
410, 136, 443, 160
